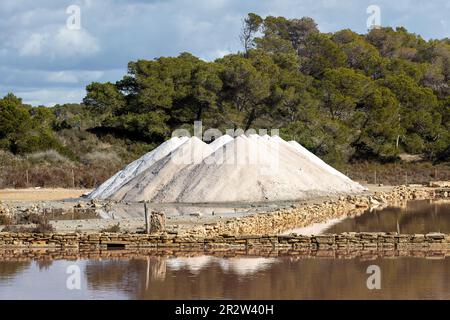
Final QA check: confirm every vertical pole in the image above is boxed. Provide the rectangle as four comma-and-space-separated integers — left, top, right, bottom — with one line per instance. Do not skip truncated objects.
374, 170, 377, 185
144, 202, 149, 234
405, 171, 408, 185
72, 168, 75, 188
26, 169, 29, 185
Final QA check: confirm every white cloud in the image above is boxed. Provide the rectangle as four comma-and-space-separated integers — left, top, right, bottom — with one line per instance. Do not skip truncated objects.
15, 88, 86, 106
19, 33, 48, 56
53, 27, 100, 57
46, 71, 79, 84
18, 27, 100, 58
46, 70, 104, 84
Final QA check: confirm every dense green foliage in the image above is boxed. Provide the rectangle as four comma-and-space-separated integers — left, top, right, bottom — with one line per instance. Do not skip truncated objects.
0, 93, 62, 155
1, 15, 449, 166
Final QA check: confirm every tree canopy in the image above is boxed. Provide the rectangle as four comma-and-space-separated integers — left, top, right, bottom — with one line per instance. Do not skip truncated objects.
1, 14, 449, 165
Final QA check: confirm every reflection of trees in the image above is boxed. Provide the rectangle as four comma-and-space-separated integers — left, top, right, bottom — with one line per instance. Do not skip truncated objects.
83, 254, 450, 300
0, 261, 31, 280
327, 200, 450, 234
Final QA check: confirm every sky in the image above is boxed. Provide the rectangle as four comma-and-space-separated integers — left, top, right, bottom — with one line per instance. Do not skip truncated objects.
0, 0, 449, 106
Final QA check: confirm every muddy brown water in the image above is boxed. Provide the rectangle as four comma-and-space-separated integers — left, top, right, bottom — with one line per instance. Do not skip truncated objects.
0, 200, 449, 300
324, 199, 450, 234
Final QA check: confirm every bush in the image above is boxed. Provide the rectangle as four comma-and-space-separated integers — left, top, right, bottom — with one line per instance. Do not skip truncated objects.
82, 151, 120, 166
101, 223, 121, 233
28, 149, 72, 165
0, 214, 12, 225
3, 214, 54, 233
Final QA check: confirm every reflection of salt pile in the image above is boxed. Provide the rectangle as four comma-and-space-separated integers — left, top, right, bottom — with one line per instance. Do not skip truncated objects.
90, 134, 365, 203
166, 256, 276, 275
217, 257, 277, 276
166, 256, 213, 274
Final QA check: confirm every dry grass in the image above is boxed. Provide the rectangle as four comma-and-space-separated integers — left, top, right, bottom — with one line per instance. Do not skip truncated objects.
0, 163, 121, 188
344, 162, 450, 185
101, 223, 121, 233
0, 214, 12, 225
3, 214, 54, 233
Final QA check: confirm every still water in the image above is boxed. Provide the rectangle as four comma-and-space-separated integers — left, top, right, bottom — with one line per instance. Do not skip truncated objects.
0, 200, 449, 300
325, 199, 450, 234
0, 255, 449, 299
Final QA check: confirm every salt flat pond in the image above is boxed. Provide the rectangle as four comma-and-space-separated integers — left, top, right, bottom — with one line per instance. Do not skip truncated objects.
0, 200, 449, 300
0, 255, 449, 299
325, 199, 450, 234
285, 199, 450, 235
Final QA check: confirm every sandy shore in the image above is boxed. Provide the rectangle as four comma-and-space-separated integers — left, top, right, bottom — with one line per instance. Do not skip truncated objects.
0, 188, 91, 201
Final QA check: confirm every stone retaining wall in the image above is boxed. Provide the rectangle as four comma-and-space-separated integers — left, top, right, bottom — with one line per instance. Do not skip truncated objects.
0, 247, 449, 261
0, 232, 449, 250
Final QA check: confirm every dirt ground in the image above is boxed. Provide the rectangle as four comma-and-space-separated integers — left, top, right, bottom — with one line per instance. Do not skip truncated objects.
0, 188, 91, 201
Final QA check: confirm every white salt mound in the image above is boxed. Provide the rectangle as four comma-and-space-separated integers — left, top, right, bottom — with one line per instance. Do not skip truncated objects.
93, 134, 365, 203
109, 136, 214, 202
208, 134, 234, 151
150, 135, 363, 203
88, 136, 188, 199
287, 140, 353, 182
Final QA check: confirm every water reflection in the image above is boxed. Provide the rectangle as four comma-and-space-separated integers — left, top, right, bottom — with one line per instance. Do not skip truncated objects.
1, 254, 448, 299
325, 200, 450, 234
0, 261, 31, 281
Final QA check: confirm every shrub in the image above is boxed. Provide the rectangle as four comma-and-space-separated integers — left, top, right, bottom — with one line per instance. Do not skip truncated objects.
2, 215, 54, 233
101, 223, 121, 233
28, 149, 72, 165
0, 214, 12, 225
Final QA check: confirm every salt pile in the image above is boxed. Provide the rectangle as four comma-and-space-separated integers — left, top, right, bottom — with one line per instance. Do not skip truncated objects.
109, 136, 215, 201
287, 140, 353, 182
208, 134, 234, 151
88, 136, 189, 199
90, 134, 365, 203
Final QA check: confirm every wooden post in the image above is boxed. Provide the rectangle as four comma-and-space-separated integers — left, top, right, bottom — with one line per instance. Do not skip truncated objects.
144, 202, 150, 234
26, 169, 29, 185
71, 168, 75, 188
405, 171, 408, 185
374, 170, 377, 184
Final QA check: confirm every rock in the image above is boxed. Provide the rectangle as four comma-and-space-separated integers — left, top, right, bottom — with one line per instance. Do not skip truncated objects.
426, 232, 444, 240
429, 181, 450, 188
150, 211, 166, 233
189, 212, 202, 217
369, 196, 380, 206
